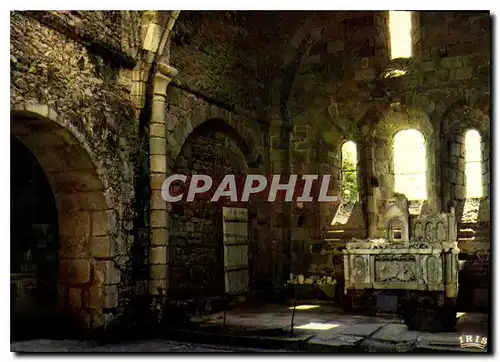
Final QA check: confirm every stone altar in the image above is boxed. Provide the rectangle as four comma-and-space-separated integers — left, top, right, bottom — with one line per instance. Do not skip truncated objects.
342, 195, 460, 332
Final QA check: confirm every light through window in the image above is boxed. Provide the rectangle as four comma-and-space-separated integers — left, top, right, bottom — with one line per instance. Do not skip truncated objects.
393, 129, 427, 200
465, 130, 482, 198
331, 141, 358, 225
462, 130, 482, 223
389, 11, 412, 59
341, 141, 358, 203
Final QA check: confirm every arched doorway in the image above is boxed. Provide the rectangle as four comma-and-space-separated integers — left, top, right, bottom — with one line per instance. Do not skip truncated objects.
11, 136, 59, 339
11, 109, 114, 339
168, 119, 251, 313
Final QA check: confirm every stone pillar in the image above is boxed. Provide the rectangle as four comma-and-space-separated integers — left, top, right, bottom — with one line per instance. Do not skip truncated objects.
149, 63, 178, 298
363, 140, 378, 238
426, 136, 438, 212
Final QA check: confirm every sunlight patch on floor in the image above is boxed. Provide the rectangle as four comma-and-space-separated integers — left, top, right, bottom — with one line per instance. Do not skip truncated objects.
294, 323, 340, 331
289, 305, 320, 311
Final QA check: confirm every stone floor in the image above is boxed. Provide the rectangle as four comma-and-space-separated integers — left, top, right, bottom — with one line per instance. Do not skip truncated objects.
11, 303, 489, 353
11, 340, 286, 353
192, 302, 490, 352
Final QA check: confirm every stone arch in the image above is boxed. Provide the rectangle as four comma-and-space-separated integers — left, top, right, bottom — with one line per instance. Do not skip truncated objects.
166, 104, 259, 169
168, 117, 254, 310
171, 117, 252, 198
366, 107, 438, 214
371, 107, 434, 140
440, 101, 491, 221
11, 103, 118, 335
442, 101, 490, 136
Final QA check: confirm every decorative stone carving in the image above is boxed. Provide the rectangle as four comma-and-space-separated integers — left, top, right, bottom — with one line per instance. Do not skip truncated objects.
426, 255, 441, 284
414, 221, 424, 239
411, 211, 457, 244
343, 209, 460, 298
376, 261, 416, 282
436, 222, 446, 241
425, 222, 435, 241
353, 256, 366, 282
376, 262, 398, 282
375, 255, 416, 282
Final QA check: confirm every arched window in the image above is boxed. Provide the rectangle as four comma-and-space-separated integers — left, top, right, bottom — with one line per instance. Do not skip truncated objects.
465, 129, 482, 198
462, 129, 482, 223
341, 141, 358, 203
389, 11, 412, 59
393, 129, 427, 201
331, 140, 358, 226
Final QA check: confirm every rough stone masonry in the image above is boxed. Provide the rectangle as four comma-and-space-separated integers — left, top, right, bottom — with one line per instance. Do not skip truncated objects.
10, 10, 491, 339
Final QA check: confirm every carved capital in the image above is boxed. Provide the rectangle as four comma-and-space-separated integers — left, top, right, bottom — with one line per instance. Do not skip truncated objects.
152, 64, 178, 98
157, 63, 178, 79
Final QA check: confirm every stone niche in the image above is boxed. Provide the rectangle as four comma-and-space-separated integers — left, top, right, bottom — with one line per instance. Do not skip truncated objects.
384, 193, 410, 242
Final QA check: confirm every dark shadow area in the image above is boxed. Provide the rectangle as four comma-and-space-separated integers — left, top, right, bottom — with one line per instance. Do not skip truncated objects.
10, 136, 60, 340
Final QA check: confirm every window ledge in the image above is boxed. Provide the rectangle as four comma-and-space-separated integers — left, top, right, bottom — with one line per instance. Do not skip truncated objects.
381, 58, 414, 79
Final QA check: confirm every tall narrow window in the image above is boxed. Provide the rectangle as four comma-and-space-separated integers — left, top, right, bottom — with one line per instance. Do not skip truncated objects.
389, 11, 412, 59
341, 141, 358, 203
465, 130, 482, 198
462, 129, 482, 223
331, 141, 358, 225
393, 129, 427, 202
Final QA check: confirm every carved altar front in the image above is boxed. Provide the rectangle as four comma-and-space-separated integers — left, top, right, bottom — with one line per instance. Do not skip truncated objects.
343, 201, 460, 299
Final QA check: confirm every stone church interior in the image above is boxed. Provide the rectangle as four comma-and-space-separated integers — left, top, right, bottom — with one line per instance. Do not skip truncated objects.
10, 10, 491, 350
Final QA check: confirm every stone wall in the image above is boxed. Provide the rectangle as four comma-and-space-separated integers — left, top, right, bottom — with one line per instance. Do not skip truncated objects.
164, 86, 268, 169
164, 85, 273, 304
169, 123, 248, 302
170, 11, 268, 118
21, 11, 141, 62
10, 10, 491, 330
273, 11, 491, 299
10, 11, 139, 331
442, 105, 490, 221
